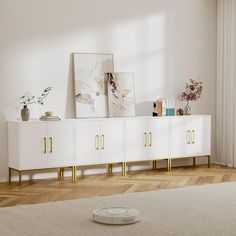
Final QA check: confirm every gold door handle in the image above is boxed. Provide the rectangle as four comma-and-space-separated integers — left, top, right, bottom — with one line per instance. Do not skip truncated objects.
101, 135, 105, 149
191, 130, 195, 144
144, 132, 147, 147
95, 135, 99, 150
187, 130, 191, 144
149, 132, 152, 147
44, 137, 47, 154
49, 137, 53, 153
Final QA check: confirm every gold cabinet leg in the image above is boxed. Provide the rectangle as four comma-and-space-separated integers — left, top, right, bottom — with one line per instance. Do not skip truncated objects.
19, 171, 22, 185
72, 166, 77, 182
122, 162, 126, 176
152, 160, 157, 171
167, 159, 172, 172
74, 166, 77, 182
170, 159, 172, 172
208, 156, 211, 168
193, 157, 196, 167
71, 166, 74, 182
59, 168, 65, 180
9, 168, 11, 184
108, 164, 113, 174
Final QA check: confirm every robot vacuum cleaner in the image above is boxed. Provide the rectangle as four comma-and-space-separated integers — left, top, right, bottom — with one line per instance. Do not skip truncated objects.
92, 207, 140, 225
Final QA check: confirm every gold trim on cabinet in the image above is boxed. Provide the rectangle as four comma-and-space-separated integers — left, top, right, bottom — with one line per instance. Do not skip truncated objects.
149, 132, 152, 147
191, 130, 195, 144
187, 130, 191, 144
101, 135, 105, 149
44, 137, 47, 154
49, 137, 53, 153
144, 132, 147, 147
95, 135, 99, 150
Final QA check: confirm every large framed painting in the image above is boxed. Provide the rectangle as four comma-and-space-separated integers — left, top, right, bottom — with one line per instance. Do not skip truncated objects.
73, 53, 114, 118
105, 72, 135, 117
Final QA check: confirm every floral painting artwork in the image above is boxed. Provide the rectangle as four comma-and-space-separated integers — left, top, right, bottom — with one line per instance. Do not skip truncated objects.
106, 72, 135, 117
73, 53, 114, 118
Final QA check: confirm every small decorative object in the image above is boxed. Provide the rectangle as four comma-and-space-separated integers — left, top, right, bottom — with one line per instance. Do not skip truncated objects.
178, 79, 203, 115
73, 53, 114, 118
19, 87, 52, 121
165, 97, 175, 116
105, 72, 135, 117
153, 102, 158, 116
176, 108, 184, 116
21, 105, 30, 121
45, 111, 53, 117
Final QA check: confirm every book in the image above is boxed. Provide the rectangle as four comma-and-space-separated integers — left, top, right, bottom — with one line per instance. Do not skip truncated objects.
39, 115, 61, 121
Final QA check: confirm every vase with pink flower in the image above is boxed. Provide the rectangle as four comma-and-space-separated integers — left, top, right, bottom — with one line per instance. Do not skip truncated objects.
178, 79, 203, 115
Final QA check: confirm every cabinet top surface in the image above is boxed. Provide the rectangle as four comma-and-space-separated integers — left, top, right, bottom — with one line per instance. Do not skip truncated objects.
9, 115, 211, 123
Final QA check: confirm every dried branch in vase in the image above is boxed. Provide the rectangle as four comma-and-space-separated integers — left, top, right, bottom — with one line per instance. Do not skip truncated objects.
19, 87, 53, 105
178, 79, 203, 102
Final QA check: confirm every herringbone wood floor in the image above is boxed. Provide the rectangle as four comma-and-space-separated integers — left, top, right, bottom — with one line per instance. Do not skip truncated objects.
1, 164, 236, 208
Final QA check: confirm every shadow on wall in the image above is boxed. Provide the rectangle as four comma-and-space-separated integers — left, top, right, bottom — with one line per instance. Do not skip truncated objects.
135, 101, 153, 116
65, 54, 76, 118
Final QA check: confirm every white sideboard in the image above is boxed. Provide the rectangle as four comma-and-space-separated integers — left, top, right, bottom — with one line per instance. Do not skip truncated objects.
8, 115, 211, 184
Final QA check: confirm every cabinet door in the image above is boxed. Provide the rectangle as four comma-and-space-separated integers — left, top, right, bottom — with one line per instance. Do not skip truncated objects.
170, 117, 191, 158
149, 118, 169, 160
190, 116, 211, 156
75, 121, 100, 165
125, 119, 148, 162
47, 122, 74, 168
20, 123, 48, 170
100, 120, 124, 164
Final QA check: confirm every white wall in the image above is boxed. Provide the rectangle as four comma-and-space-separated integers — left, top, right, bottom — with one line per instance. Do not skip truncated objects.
0, 0, 217, 182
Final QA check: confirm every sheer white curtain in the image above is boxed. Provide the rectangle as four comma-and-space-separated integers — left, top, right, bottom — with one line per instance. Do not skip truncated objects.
216, 0, 236, 166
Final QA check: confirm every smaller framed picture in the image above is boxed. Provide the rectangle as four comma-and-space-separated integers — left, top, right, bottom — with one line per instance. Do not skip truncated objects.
105, 72, 135, 117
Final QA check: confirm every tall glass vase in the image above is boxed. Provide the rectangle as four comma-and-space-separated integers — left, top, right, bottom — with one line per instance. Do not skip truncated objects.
184, 101, 191, 115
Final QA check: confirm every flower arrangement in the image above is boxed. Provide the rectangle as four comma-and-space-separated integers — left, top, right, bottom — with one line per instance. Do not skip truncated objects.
19, 87, 53, 105
178, 79, 203, 102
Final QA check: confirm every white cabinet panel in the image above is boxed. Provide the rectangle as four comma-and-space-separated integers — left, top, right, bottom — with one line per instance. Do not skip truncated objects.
76, 121, 100, 165
100, 120, 124, 164
20, 123, 48, 170
149, 118, 169, 159
125, 119, 148, 161
170, 117, 191, 158
190, 116, 211, 156
47, 122, 74, 168
8, 116, 211, 179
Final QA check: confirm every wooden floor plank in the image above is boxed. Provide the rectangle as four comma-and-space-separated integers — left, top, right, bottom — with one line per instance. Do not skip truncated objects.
1, 164, 236, 207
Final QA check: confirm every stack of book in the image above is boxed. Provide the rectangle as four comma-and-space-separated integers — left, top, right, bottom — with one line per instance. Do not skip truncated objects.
154, 98, 175, 117
39, 115, 61, 121
155, 98, 166, 117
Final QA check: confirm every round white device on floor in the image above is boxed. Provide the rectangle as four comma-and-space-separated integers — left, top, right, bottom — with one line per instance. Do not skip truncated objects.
92, 207, 140, 225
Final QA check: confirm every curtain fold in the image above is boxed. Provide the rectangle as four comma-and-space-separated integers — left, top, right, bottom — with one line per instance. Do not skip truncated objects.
216, 0, 236, 166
